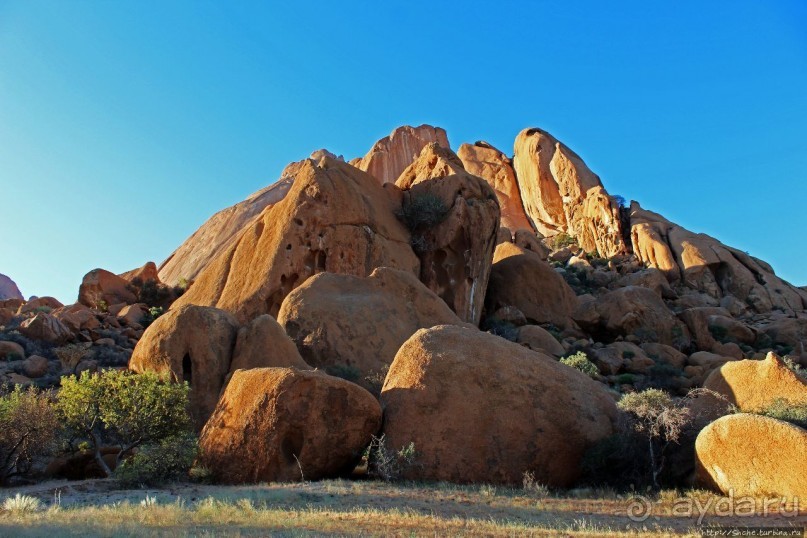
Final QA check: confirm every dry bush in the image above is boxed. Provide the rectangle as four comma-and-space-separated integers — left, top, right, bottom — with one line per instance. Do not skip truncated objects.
54, 343, 90, 372
0, 386, 59, 485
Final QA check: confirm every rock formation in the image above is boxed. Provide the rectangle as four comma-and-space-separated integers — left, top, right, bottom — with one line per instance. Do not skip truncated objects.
0, 274, 23, 301
78, 269, 137, 309
199, 368, 381, 484
351, 125, 450, 185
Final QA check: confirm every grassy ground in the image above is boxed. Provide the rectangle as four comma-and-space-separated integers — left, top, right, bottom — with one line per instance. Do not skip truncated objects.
0, 479, 803, 537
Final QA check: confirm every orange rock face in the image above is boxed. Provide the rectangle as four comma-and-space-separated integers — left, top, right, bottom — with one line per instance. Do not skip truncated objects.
119, 261, 160, 284
486, 242, 577, 328
512, 128, 626, 257
172, 156, 419, 323
277, 267, 466, 390
703, 353, 807, 411
352, 125, 450, 185
395, 144, 500, 325
630, 202, 807, 314
129, 305, 239, 429
198, 368, 381, 484
695, 413, 807, 499
0, 274, 23, 301
229, 314, 309, 373
458, 141, 533, 233
19, 313, 72, 344
381, 325, 617, 487
78, 269, 137, 309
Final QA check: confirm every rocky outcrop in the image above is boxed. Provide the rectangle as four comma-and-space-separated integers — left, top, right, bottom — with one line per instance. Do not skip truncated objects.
119, 262, 160, 284
129, 305, 240, 429
381, 325, 617, 487
695, 413, 807, 499
516, 325, 566, 357
229, 314, 309, 374
158, 168, 296, 286
512, 128, 626, 257
278, 268, 465, 390
199, 368, 381, 484
18, 313, 72, 344
573, 286, 690, 348
395, 144, 500, 325
703, 353, 807, 411
0, 274, 23, 301
457, 141, 533, 232
78, 269, 137, 309
172, 156, 419, 323
351, 125, 450, 185
630, 202, 807, 314
486, 242, 577, 328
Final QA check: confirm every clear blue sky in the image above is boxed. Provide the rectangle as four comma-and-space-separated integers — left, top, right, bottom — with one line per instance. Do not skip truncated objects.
1, 1, 805, 303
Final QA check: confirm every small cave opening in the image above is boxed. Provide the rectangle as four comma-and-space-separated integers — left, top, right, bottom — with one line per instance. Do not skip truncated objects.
182, 353, 193, 385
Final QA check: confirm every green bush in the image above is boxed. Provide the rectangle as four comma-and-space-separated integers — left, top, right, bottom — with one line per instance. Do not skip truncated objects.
756, 399, 807, 429
140, 306, 165, 329
0, 386, 59, 485
115, 432, 197, 487
57, 370, 191, 477
560, 351, 599, 378
550, 233, 576, 250
481, 317, 519, 342
397, 193, 449, 232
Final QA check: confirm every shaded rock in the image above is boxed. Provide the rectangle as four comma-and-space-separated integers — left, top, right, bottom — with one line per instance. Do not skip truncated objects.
457, 141, 533, 231
516, 325, 565, 357
22, 355, 49, 378
53, 304, 99, 332
702, 353, 807, 411
487, 242, 577, 328
129, 305, 239, 429
381, 325, 617, 487
278, 268, 465, 389
641, 343, 687, 370
172, 157, 419, 324
758, 317, 807, 354
513, 229, 550, 259
613, 269, 676, 300
492, 306, 527, 327
351, 124, 450, 185
706, 314, 756, 346
0, 341, 24, 361
395, 143, 500, 324
78, 269, 137, 309
695, 414, 807, 498
512, 128, 626, 257
119, 261, 160, 284
678, 307, 730, 351
230, 314, 309, 373
17, 296, 63, 315
117, 304, 148, 327
19, 313, 72, 344
0, 274, 23, 301
199, 368, 381, 484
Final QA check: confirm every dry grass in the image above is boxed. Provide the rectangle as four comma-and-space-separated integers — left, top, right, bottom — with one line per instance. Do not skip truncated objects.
0, 479, 802, 537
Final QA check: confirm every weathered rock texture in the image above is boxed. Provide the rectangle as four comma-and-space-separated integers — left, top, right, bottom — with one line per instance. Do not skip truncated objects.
630, 202, 807, 314
457, 141, 533, 232
0, 274, 23, 301
486, 242, 577, 328
512, 128, 626, 257
78, 269, 137, 308
277, 267, 465, 389
159, 172, 295, 286
696, 413, 807, 498
129, 305, 239, 429
702, 353, 807, 411
352, 125, 450, 185
230, 314, 309, 373
395, 144, 500, 325
199, 368, 381, 484
19, 313, 72, 344
172, 156, 419, 323
381, 325, 617, 487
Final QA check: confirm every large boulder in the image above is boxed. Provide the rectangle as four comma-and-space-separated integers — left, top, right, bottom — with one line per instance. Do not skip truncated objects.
277, 268, 465, 390
695, 413, 807, 499
486, 242, 577, 328
119, 261, 160, 285
512, 128, 626, 258
129, 305, 239, 429
702, 353, 807, 412
380, 325, 617, 487
395, 144, 500, 325
172, 156, 419, 323
457, 141, 533, 232
78, 269, 137, 309
18, 313, 72, 344
351, 124, 450, 185
229, 314, 309, 373
573, 286, 689, 348
516, 325, 566, 358
630, 202, 807, 314
0, 274, 23, 301
17, 296, 64, 315
0, 341, 25, 361
198, 368, 381, 484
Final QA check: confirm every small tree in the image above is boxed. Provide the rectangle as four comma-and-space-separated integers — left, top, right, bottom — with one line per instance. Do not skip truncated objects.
617, 389, 689, 489
0, 386, 59, 485
57, 370, 190, 477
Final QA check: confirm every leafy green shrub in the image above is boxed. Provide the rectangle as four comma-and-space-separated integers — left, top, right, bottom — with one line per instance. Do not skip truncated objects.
115, 432, 197, 487
560, 351, 599, 378
481, 317, 519, 342
550, 233, 576, 250
140, 306, 164, 329
136, 279, 172, 307
0, 386, 59, 485
756, 399, 807, 429
57, 370, 191, 477
616, 373, 636, 385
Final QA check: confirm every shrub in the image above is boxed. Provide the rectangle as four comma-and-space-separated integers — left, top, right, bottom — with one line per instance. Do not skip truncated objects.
54, 343, 90, 373
115, 432, 197, 487
560, 351, 599, 378
708, 324, 729, 343
2, 493, 41, 514
397, 193, 449, 231
550, 233, 576, 250
481, 317, 519, 342
756, 399, 807, 429
136, 279, 172, 307
364, 434, 416, 481
57, 370, 191, 477
616, 373, 636, 385
783, 356, 807, 379
522, 470, 550, 497
0, 386, 59, 485
140, 306, 164, 329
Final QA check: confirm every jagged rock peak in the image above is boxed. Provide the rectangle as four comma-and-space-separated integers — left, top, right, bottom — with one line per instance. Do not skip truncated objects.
0, 274, 23, 301
351, 124, 450, 184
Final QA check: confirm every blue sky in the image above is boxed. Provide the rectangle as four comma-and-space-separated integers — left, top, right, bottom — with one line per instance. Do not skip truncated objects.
1, 1, 805, 303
